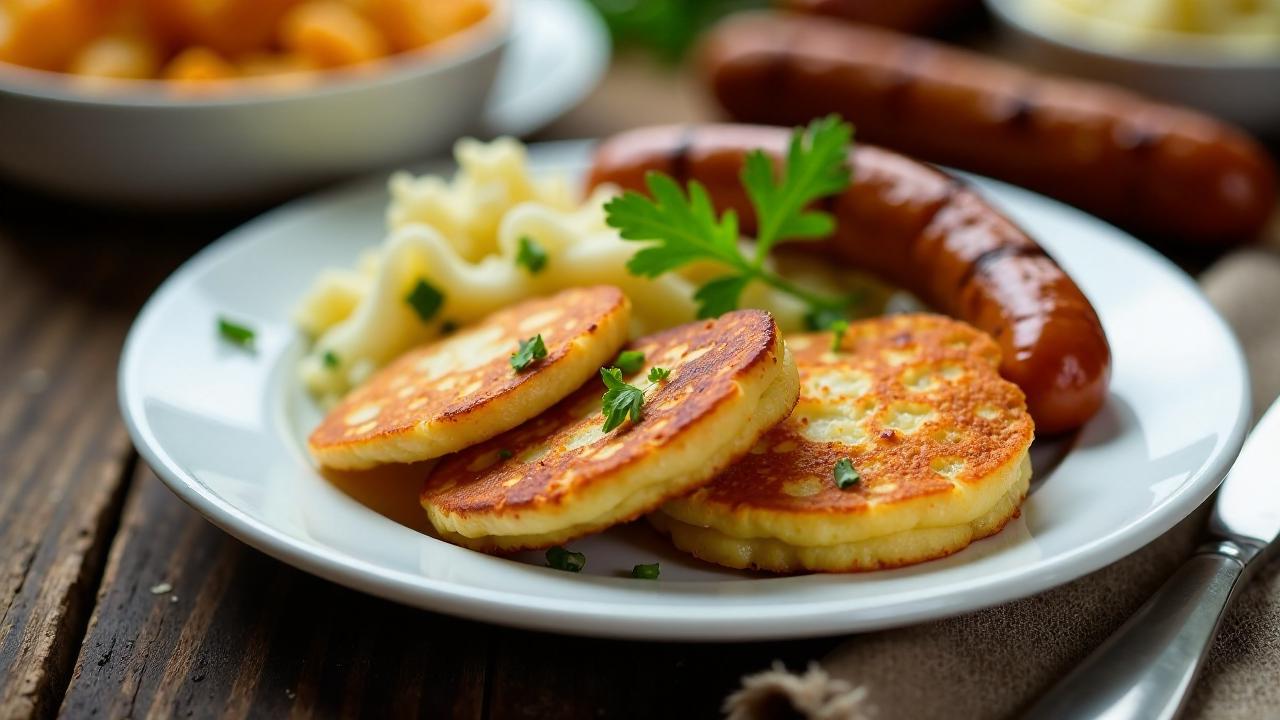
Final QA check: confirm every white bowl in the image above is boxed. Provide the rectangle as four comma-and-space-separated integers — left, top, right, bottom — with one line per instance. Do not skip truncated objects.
986, 0, 1280, 134
0, 1, 510, 207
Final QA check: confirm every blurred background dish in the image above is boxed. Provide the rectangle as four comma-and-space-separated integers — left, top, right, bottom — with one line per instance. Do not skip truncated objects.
0, 0, 609, 207
484, 0, 609, 138
986, 0, 1280, 135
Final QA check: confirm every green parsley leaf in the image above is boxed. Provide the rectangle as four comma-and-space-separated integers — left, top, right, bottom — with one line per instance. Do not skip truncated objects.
743, 114, 852, 261
510, 334, 548, 371
516, 235, 548, 274
498, 448, 513, 460
217, 317, 255, 348
694, 274, 751, 319
322, 350, 339, 369
605, 173, 745, 277
829, 320, 850, 352
614, 350, 645, 374
600, 367, 646, 432
834, 458, 860, 489
631, 562, 660, 579
405, 279, 444, 323
648, 367, 671, 382
546, 546, 586, 572
603, 117, 855, 320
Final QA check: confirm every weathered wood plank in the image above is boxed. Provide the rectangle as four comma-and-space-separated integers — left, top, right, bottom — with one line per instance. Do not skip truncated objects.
0, 185, 238, 720
60, 466, 490, 720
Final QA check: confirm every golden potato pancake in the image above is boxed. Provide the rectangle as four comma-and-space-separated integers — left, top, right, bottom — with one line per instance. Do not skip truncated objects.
652, 314, 1035, 573
309, 286, 631, 470
420, 310, 800, 552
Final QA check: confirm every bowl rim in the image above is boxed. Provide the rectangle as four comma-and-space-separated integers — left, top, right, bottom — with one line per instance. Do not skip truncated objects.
985, 0, 1280, 71
0, 0, 511, 109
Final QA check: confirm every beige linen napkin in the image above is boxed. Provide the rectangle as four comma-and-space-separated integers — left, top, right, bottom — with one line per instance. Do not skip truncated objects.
725, 244, 1280, 720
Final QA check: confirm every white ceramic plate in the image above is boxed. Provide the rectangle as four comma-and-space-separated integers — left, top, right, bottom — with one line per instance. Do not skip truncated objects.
119, 141, 1250, 641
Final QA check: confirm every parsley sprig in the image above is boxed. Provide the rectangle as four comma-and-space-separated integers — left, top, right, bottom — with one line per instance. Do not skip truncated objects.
604, 115, 860, 320
600, 365, 670, 432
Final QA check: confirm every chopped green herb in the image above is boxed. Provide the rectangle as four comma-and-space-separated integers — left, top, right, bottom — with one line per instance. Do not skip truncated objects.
405, 278, 444, 323
440, 319, 458, 335
604, 115, 858, 321
322, 350, 339, 369
546, 546, 586, 572
600, 364, 671, 432
834, 458, 860, 489
510, 334, 548, 371
217, 317, 255, 348
600, 367, 646, 432
614, 350, 645, 374
829, 320, 849, 352
631, 562, 660, 579
498, 448, 514, 460
516, 235, 548, 274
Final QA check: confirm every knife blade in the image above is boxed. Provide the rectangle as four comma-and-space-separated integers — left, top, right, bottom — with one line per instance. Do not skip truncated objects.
1210, 398, 1280, 549
1026, 396, 1280, 720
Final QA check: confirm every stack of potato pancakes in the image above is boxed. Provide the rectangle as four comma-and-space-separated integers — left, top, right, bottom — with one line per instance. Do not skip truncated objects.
309, 285, 1034, 573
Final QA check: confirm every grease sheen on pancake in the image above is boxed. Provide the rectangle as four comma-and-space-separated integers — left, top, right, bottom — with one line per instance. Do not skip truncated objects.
309, 286, 631, 470
420, 309, 800, 552
653, 314, 1035, 573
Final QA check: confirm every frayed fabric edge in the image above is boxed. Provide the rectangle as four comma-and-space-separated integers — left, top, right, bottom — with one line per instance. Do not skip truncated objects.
724, 662, 874, 720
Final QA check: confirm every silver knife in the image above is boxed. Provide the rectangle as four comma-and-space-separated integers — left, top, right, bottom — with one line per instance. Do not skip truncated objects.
1026, 396, 1280, 720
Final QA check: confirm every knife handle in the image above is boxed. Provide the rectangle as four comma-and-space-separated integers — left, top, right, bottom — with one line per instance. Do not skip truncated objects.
1023, 540, 1259, 720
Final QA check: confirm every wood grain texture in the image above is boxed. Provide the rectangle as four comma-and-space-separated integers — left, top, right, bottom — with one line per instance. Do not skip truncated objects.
60, 464, 841, 719
0, 184, 237, 720
61, 464, 492, 720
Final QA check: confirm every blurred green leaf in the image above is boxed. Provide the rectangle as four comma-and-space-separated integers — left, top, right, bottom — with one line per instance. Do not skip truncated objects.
586, 0, 768, 62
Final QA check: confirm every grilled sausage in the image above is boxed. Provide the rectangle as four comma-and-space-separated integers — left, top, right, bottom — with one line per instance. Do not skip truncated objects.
587, 124, 1112, 434
700, 12, 1277, 247
781, 0, 981, 34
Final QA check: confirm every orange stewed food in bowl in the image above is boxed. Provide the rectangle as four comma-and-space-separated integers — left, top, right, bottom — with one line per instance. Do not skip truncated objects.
0, 0, 489, 84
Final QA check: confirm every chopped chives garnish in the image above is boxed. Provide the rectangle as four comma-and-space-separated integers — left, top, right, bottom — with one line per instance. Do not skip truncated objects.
546, 546, 586, 572
834, 457, 860, 489
614, 350, 645, 374
217, 317, 255, 348
631, 563, 660, 579
829, 320, 849, 352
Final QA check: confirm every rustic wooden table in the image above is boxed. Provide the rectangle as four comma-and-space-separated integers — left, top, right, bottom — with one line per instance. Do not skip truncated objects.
0, 57, 850, 720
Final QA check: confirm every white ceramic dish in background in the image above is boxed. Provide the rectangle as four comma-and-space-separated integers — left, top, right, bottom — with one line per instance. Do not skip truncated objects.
0, 0, 609, 207
985, 0, 1280, 134
118, 141, 1250, 641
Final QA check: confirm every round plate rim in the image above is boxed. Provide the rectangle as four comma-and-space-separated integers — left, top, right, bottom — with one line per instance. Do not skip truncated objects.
118, 140, 1250, 641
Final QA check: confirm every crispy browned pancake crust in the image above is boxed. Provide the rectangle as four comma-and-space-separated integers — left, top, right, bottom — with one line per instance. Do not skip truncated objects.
309, 286, 630, 469
420, 309, 798, 551
656, 314, 1035, 571
695, 316, 1028, 514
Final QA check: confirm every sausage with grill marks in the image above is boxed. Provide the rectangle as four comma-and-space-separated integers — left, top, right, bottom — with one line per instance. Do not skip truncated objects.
699, 12, 1276, 247
587, 123, 1112, 434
